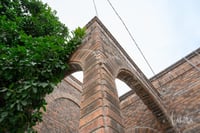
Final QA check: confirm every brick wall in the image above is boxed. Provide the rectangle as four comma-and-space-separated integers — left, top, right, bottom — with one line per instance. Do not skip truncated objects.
34, 16, 199, 133
151, 51, 200, 132
120, 93, 164, 133
120, 49, 200, 133
34, 76, 82, 133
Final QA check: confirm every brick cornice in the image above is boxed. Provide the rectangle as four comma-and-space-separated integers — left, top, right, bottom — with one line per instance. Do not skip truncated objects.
150, 47, 200, 81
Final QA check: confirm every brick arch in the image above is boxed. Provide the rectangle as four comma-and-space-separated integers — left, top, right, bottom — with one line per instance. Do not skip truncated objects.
63, 17, 180, 132
47, 95, 80, 108
67, 62, 83, 75
116, 68, 175, 132
68, 47, 100, 75
37, 97, 80, 133
44, 80, 81, 107
116, 69, 139, 88
69, 45, 125, 132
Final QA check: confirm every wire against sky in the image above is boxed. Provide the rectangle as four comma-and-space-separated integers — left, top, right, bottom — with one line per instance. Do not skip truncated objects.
106, 0, 157, 76
93, 0, 98, 17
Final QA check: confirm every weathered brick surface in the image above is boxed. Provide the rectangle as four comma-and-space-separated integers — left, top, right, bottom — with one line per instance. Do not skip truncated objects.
34, 76, 82, 133
120, 48, 200, 133
35, 17, 199, 133
120, 94, 165, 132
125, 127, 158, 133
72, 17, 173, 132
150, 51, 200, 132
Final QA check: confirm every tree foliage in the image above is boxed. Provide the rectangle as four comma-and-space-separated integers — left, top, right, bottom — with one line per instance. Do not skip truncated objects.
0, 0, 85, 132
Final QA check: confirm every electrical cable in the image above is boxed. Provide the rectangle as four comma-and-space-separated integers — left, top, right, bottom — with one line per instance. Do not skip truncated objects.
106, 0, 157, 76
105, 0, 166, 96
93, 0, 98, 17
106, 0, 200, 105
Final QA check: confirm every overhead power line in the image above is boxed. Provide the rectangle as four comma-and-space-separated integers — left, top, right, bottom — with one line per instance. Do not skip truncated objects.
106, 0, 156, 76
93, 0, 98, 17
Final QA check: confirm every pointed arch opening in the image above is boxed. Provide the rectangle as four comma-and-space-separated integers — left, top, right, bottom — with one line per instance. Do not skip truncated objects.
72, 71, 83, 83
116, 68, 174, 131
115, 79, 131, 97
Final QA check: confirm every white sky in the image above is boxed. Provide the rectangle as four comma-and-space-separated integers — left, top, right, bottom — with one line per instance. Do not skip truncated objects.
41, 0, 200, 96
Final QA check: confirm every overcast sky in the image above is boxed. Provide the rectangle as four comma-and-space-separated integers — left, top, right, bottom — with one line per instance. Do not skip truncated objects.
41, 0, 200, 96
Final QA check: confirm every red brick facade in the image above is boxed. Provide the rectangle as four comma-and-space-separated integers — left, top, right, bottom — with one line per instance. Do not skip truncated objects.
150, 51, 200, 132
35, 17, 200, 133
35, 76, 82, 133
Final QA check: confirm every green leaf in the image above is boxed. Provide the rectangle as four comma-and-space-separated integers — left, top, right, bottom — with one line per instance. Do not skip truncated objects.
17, 104, 22, 111
40, 83, 48, 88
10, 103, 16, 109
33, 87, 37, 93
22, 93, 28, 98
1, 112, 8, 118
21, 101, 27, 106
0, 88, 7, 92
9, 83, 14, 89
0, 0, 85, 131
0, 117, 4, 123
42, 105, 46, 112
32, 83, 37, 86
24, 85, 31, 90
6, 92, 12, 97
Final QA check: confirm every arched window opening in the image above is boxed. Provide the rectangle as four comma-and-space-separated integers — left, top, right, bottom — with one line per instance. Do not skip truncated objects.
71, 71, 83, 83
115, 79, 132, 97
